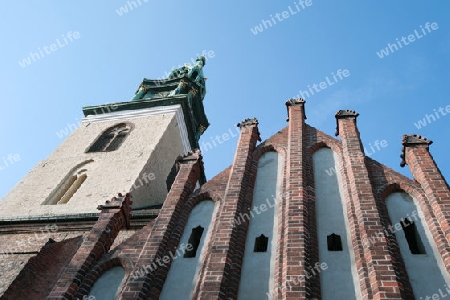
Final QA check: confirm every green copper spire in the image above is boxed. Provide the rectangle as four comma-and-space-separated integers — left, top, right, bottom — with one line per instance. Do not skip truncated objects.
132, 56, 207, 101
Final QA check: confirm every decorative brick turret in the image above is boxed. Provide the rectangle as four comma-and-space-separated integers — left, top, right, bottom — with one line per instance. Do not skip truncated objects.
401, 134, 450, 268
48, 193, 133, 299
197, 118, 260, 299
283, 98, 310, 299
335, 110, 402, 299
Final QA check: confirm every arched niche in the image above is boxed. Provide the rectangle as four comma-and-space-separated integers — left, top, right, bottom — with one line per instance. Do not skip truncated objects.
238, 151, 282, 299
160, 200, 216, 299
89, 266, 126, 299
313, 147, 359, 299
386, 192, 450, 298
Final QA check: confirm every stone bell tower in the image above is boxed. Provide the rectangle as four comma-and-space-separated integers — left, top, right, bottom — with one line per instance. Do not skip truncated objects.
0, 56, 209, 220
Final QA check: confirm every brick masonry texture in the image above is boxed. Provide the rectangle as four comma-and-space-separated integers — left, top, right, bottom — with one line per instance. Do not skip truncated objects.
195, 121, 261, 299
2, 101, 450, 299
282, 99, 311, 299
2, 236, 82, 300
401, 135, 450, 274
0, 254, 35, 297
0, 221, 140, 298
335, 111, 403, 299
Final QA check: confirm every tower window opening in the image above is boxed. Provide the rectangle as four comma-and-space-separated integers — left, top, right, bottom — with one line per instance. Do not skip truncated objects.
87, 123, 132, 152
43, 161, 92, 205
254, 234, 269, 252
401, 218, 426, 254
56, 170, 87, 204
184, 225, 204, 258
190, 71, 199, 80
327, 233, 343, 251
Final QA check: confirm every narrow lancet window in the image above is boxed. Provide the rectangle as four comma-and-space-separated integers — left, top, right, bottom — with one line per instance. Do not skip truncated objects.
57, 169, 87, 204
401, 218, 426, 254
254, 234, 269, 252
43, 161, 92, 205
327, 233, 343, 251
184, 225, 204, 258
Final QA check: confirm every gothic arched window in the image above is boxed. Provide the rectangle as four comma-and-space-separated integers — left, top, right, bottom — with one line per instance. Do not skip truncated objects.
401, 218, 425, 254
87, 123, 133, 153
184, 225, 205, 258
42, 160, 93, 205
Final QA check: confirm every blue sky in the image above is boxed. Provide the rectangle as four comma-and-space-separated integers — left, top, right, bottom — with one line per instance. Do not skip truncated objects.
1, 1, 449, 199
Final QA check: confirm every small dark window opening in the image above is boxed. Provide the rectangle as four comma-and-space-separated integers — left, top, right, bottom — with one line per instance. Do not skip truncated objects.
87, 123, 131, 153
254, 234, 269, 252
327, 233, 343, 251
191, 71, 199, 80
166, 161, 180, 192
89, 134, 112, 152
105, 131, 127, 151
184, 225, 204, 258
401, 218, 426, 254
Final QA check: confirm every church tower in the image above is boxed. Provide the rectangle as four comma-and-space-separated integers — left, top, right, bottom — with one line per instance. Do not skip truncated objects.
0, 56, 208, 218
0, 56, 209, 297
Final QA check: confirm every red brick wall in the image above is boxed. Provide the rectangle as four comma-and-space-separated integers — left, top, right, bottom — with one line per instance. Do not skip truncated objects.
366, 160, 421, 299
281, 99, 312, 299
336, 110, 402, 299
119, 150, 204, 299
196, 118, 261, 299
2, 236, 82, 300
402, 135, 450, 273
48, 193, 133, 299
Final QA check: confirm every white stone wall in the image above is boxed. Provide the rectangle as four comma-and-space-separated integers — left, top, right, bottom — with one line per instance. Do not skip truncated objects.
159, 200, 216, 300
130, 115, 185, 209
238, 152, 281, 300
386, 192, 450, 299
313, 148, 359, 300
0, 105, 188, 218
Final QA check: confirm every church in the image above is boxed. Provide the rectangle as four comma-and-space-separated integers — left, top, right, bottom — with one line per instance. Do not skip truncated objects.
0, 56, 450, 299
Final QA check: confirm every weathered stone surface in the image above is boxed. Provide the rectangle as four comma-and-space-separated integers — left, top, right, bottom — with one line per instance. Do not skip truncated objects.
0, 111, 185, 218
